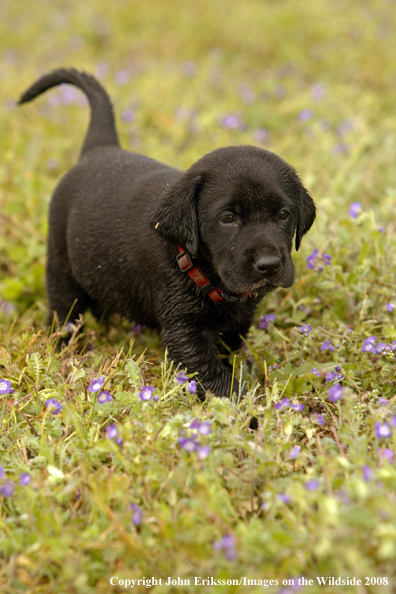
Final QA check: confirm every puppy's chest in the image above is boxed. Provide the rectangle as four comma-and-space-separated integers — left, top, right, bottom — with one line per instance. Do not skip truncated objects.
200, 298, 258, 333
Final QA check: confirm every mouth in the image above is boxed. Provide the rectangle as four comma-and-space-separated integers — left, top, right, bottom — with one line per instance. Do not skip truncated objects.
220, 278, 277, 296
221, 274, 294, 296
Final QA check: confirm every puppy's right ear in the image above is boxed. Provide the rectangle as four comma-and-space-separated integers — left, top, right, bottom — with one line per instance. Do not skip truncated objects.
150, 174, 202, 257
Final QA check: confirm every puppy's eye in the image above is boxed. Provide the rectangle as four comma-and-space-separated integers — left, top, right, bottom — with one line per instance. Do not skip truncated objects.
221, 213, 236, 224
279, 210, 289, 220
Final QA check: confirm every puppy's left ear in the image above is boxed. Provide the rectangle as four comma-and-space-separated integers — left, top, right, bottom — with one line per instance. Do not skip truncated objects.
150, 174, 202, 257
295, 185, 316, 251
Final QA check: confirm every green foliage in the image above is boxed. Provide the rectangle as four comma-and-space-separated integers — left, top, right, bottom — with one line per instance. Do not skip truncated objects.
1, 0, 396, 592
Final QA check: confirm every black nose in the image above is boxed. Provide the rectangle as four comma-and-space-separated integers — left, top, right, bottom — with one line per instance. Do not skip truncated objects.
254, 254, 282, 275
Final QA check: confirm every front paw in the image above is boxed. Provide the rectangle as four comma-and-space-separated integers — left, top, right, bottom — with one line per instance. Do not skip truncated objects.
199, 374, 242, 399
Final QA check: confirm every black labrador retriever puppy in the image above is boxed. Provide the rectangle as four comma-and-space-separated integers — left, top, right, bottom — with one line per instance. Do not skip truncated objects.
19, 69, 316, 398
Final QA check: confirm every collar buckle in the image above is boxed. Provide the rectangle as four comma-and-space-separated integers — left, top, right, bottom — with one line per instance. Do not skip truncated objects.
176, 250, 194, 273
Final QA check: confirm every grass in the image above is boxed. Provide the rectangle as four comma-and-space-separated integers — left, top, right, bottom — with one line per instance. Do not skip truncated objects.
1, 0, 396, 592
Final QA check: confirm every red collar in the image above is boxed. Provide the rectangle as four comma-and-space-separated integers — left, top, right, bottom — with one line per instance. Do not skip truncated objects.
176, 247, 250, 303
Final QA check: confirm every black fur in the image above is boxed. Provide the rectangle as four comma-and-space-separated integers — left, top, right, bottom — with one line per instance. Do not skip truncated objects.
19, 68, 316, 398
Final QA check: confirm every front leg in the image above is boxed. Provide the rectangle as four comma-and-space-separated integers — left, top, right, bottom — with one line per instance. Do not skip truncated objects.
217, 320, 252, 362
161, 323, 239, 399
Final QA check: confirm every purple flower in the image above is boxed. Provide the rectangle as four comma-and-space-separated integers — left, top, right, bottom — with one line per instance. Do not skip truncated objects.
121, 109, 136, 123
378, 398, 389, 406
311, 367, 321, 377
306, 248, 319, 270
189, 418, 212, 435
196, 445, 211, 460
114, 70, 130, 86
188, 380, 197, 394
88, 376, 105, 392
65, 321, 75, 333
47, 92, 60, 108
335, 489, 350, 505
300, 324, 312, 335
379, 448, 394, 464
130, 503, 143, 525
0, 300, 16, 315
106, 423, 118, 439
322, 253, 332, 266
176, 372, 188, 384
326, 370, 343, 382
375, 342, 387, 354
238, 83, 255, 104
311, 83, 326, 101
213, 534, 237, 561
198, 421, 212, 434
386, 303, 395, 313
311, 413, 325, 426
337, 119, 354, 135
97, 390, 113, 404
275, 397, 290, 410
278, 582, 303, 594
305, 480, 319, 491
391, 416, 396, 428
290, 402, 304, 412
253, 127, 268, 144
174, 107, 197, 122
333, 142, 349, 155
349, 202, 362, 219
139, 385, 155, 401
362, 336, 377, 353
259, 319, 270, 330
20, 473, 31, 486
328, 383, 343, 402
45, 398, 63, 415
0, 379, 13, 395
320, 340, 334, 352
362, 465, 373, 481
258, 313, 276, 330
178, 437, 197, 452
60, 86, 78, 104
95, 62, 109, 79
375, 422, 392, 439
197, 421, 212, 435
0, 481, 14, 497
0, 466, 4, 480
298, 108, 313, 122
181, 61, 196, 77
189, 418, 201, 430
278, 493, 291, 503
289, 445, 301, 459
220, 113, 245, 131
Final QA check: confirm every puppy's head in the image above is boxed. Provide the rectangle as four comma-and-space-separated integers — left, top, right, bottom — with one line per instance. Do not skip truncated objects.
151, 146, 315, 295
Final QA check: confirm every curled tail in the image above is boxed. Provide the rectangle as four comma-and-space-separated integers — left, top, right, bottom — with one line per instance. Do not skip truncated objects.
19, 68, 120, 156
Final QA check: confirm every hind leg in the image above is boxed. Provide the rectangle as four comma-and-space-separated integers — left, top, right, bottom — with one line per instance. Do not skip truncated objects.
46, 245, 91, 350
47, 264, 91, 326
